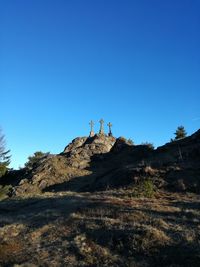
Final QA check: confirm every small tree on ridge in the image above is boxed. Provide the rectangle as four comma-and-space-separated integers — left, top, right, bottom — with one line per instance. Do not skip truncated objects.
0, 129, 11, 177
25, 151, 49, 169
174, 126, 187, 140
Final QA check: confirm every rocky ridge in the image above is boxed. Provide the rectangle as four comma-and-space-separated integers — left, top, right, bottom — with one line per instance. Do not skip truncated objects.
62, 134, 116, 168
2, 130, 200, 196
13, 134, 118, 195
1, 131, 200, 267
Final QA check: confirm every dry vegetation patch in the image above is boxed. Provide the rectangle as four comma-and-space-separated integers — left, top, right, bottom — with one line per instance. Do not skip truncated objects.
0, 239, 28, 265
0, 191, 200, 266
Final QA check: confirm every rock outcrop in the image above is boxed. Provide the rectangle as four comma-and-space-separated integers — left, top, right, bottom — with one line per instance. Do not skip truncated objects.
11, 134, 117, 195
62, 134, 116, 168
2, 129, 200, 196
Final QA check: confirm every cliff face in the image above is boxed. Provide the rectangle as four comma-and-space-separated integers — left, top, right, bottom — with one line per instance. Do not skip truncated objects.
5, 129, 200, 196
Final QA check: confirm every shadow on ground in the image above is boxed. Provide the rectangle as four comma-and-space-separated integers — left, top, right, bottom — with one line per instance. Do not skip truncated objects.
0, 193, 200, 267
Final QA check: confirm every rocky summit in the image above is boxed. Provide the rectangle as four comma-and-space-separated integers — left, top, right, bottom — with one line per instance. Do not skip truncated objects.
63, 134, 116, 165
2, 129, 200, 196
12, 134, 118, 195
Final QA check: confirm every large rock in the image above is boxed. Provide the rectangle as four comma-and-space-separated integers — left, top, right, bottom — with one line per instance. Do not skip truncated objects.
5, 129, 200, 196
13, 134, 117, 195
63, 134, 116, 165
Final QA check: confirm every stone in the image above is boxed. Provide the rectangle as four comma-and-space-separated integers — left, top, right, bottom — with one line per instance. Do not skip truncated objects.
89, 120, 95, 137
19, 178, 28, 185
9, 128, 200, 196
63, 137, 87, 154
107, 122, 113, 136
99, 119, 104, 135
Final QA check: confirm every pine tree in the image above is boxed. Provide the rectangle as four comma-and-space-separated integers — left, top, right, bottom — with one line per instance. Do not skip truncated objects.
25, 151, 49, 169
0, 129, 11, 177
174, 126, 187, 140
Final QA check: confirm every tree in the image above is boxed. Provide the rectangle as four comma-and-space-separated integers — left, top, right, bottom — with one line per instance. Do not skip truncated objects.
141, 142, 154, 150
25, 151, 49, 169
174, 126, 187, 140
127, 138, 134, 145
0, 129, 11, 177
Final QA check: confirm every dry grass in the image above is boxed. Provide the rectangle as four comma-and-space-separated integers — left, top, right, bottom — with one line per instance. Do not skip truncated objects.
0, 190, 200, 266
0, 240, 26, 264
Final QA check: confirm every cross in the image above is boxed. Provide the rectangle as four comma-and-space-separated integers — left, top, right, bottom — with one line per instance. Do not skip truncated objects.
107, 122, 113, 136
89, 120, 94, 132
100, 119, 104, 126
107, 122, 112, 132
89, 120, 95, 137
99, 119, 104, 134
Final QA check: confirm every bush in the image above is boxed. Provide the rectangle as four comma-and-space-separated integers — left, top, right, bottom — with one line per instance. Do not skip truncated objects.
0, 129, 11, 177
141, 142, 154, 150
142, 179, 155, 197
25, 151, 49, 169
127, 139, 134, 145
130, 179, 155, 198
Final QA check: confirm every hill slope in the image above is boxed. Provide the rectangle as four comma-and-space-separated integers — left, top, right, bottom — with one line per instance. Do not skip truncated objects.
0, 130, 200, 266
2, 129, 200, 196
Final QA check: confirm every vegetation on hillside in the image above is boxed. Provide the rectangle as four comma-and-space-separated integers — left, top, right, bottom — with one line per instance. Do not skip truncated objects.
0, 129, 11, 178
141, 142, 154, 150
25, 151, 49, 169
171, 126, 187, 142
0, 191, 199, 266
127, 138, 134, 145
0, 127, 199, 265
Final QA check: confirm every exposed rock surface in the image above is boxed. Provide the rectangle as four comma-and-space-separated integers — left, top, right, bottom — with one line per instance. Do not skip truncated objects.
62, 134, 116, 168
11, 134, 117, 195
1, 130, 200, 196
1, 132, 200, 267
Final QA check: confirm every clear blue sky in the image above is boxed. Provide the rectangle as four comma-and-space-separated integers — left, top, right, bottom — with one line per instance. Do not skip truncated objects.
1, 0, 200, 169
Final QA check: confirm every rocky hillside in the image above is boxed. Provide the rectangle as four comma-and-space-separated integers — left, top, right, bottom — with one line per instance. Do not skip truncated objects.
2, 130, 200, 196
0, 130, 200, 267
12, 134, 118, 195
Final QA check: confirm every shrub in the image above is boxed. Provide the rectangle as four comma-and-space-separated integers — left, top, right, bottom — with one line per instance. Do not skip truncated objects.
0, 129, 11, 177
25, 151, 49, 169
127, 139, 134, 145
130, 179, 155, 198
172, 126, 187, 141
142, 179, 155, 198
141, 142, 154, 150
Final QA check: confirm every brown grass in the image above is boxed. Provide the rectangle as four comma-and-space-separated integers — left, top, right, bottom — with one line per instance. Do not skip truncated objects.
0, 240, 25, 264
0, 190, 200, 266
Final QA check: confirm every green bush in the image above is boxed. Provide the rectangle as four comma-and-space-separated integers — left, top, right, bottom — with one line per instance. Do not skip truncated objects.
174, 126, 187, 140
142, 179, 155, 198
130, 179, 155, 198
25, 151, 49, 169
0, 129, 11, 177
141, 142, 154, 150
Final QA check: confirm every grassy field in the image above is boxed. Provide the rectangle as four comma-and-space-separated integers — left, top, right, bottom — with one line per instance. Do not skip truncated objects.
0, 190, 200, 267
